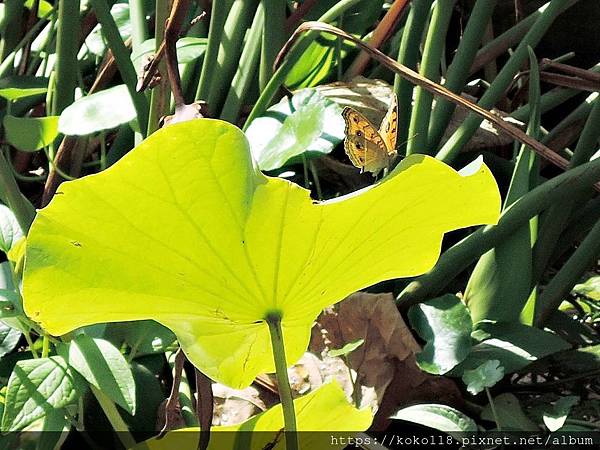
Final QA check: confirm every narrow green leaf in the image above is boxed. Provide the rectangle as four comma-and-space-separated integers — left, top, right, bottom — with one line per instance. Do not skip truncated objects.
245, 89, 345, 171
58, 85, 136, 135
328, 339, 364, 358
3, 115, 59, 152
1, 356, 83, 432
391, 404, 477, 432
58, 335, 136, 414
0, 76, 48, 101
408, 294, 473, 375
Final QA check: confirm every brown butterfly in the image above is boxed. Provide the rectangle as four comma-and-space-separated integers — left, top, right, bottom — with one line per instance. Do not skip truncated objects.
342, 95, 398, 175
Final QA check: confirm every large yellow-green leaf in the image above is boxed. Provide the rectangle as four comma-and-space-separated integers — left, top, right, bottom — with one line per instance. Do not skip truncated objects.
132, 382, 372, 450
23, 119, 500, 389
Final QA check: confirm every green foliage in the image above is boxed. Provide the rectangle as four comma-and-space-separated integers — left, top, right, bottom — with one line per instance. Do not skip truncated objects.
391, 404, 477, 432
1, 356, 84, 432
58, 335, 136, 414
245, 89, 345, 170
462, 360, 504, 395
409, 294, 473, 375
3, 115, 59, 151
23, 119, 499, 389
0, 0, 598, 443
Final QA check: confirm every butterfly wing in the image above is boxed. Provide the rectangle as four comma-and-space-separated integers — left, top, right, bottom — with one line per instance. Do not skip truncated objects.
378, 94, 398, 156
342, 107, 389, 174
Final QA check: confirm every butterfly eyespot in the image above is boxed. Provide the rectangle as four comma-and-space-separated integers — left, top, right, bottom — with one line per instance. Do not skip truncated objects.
356, 131, 362, 137
353, 117, 359, 123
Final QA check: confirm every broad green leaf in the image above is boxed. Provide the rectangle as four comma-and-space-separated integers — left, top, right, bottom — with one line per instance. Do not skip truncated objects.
2, 115, 59, 152
99, 320, 177, 357
329, 339, 364, 358
408, 294, 473, 375
454, 321, 570, 374
24, 119, 500, 389
245, 89, 345, 171
133, 382, 372, 449
58, 85, 136, 135
543, 396, 579, 431
85, 3, 131, 56
0, 203, 24, 253
461, 360, 504, 395
391, 404, 477, 432
131, 37, 208, 74
1, 356, 83, 431
0, 76, 47, 101
0, 321, 21, 358
58, 335, 136, 414
481, 393, 538, 431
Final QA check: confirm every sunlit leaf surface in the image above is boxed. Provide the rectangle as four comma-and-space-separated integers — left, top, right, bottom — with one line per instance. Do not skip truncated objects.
24, 119, 500, 388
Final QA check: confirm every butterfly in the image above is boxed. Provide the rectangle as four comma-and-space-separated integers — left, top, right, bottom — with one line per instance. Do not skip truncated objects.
342, 94, 398, 175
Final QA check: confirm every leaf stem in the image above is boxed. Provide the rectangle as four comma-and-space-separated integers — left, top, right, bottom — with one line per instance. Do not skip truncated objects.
485, 388, 502, 431
91, 385, 137, 449
265, 312, 298, 450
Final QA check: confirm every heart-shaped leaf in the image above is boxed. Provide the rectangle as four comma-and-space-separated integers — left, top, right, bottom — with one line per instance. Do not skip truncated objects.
23, 119, 500, 389
3, 115, 59, 152
408, 294, 473, 375
58, 85, 136, 136
245, 89, 345, 171
132, 382, 372, 449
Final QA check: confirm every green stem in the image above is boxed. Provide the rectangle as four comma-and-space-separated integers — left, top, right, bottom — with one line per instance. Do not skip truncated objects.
406, 0, 456, 155
485, 388, 502, 431
89, 0, 149, 136
469, 1, 577, 75
129, 0, 149, 50
23, 332, 39, 359
393, 0, 433, 154
0, 151, 36, 232
511, 62, 600, 122
206, 0, 259, 117
396, 156, 600, 310
196, 0, 234, 102
259, 0, 286, 91
266, 312, 298, 450
243, 0, 363, 130
0, 0, 25, 70
535, 219, 600, 326
436, 0, 580, 163
52, 0, 80, 115
0, 7, 55, 78
220, 4, 264, 123
427, 0, 498, 151
91, 386, 137, 448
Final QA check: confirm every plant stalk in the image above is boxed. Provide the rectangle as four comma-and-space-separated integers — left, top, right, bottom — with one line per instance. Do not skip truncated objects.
266, 313, 298, 450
